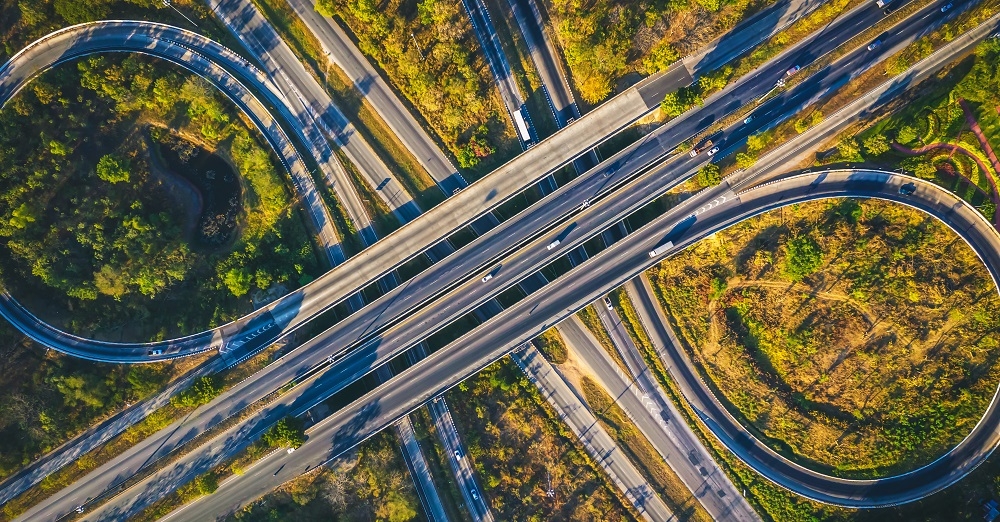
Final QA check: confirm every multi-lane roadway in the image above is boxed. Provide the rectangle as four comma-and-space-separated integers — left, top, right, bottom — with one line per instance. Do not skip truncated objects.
5, 0, 1000, 519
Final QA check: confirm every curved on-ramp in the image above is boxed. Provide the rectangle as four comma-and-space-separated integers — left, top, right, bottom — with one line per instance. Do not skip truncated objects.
649, 169, 1000, 508
0, 21, 343, 363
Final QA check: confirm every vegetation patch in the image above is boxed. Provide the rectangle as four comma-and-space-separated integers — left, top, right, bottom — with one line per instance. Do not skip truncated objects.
222, 432, 420, 522
315, 0, 516, 177
649, 198, 1000, 477
448, 359, 637, 520
0, 55, 322, 341
547, 0, 775, 105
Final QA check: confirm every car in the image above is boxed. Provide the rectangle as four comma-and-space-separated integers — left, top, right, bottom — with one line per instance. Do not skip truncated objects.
707, 146, 720, 156
941, 2, 952, 12
604, 297, 613, 311
743, 115, 754, 125
75, 506, 85, 514
287, 447, 296, 454
481, 273, 493, 283
471, 490, 479, 500
785, 65, 801, 76
899, 182, 916, 195
867, 39, 882, 51
148, 349, 163, 356
580, 199, 591, 210
547, 239, 561, 250
454, 449, 462, 459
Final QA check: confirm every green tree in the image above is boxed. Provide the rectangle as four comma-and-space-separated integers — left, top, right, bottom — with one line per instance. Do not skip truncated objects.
171, 376, 222, 409
782, 235, 823, 281
642, 42, 680, 74
263, 416, 306, 449
96, 154, 130, 183
695, 162, 721, 188
222, 266, 253, 297
863, 134, 890, 156
896, 125, 917, 145
660, 86, 703, 118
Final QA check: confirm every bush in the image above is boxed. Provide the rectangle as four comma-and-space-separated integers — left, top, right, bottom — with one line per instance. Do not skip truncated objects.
694, 163, 721, 188
782, 235, 823, 281
262, 416, 305, 449
95, 154, 131, 183
170, 376, 222, 409
660, 86, 703, 118
863, 134, 890, 156
534, 328, 568, 364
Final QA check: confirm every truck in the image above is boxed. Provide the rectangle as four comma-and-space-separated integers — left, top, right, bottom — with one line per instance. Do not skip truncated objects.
513, 108, 532, 143
689, 139, 714, 157
648, 241, 674, 258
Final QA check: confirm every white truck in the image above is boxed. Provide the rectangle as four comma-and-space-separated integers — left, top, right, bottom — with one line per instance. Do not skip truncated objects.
648, 241, 674, 258
513, 108, 532, 142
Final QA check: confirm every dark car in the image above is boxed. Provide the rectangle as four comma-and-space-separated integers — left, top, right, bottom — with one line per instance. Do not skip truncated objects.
867, 39, 882, 51
899, 182, 917, 195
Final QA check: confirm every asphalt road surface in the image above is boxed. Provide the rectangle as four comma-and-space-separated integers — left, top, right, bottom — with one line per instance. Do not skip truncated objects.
284, 0, 467, 194
512, 345, 674, 521
0, 0, 916, 363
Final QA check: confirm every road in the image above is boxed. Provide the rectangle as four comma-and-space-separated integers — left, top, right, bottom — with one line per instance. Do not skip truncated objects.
512, 345, 674, 521
426, 398, 493, 522
145, 15, 1000, 514
460, 0, 535, 146
284, 0, 466, 194
207, 0, 423, 228
9, 4, 967, 516
395, 416, 450, 522
7, 2, 992, 509
0, 0, 904, 363
164, 166, 1000, 522
563, 313, 758, 521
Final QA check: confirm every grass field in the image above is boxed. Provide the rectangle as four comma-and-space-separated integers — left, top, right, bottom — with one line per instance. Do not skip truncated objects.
649, 198, 1000, 478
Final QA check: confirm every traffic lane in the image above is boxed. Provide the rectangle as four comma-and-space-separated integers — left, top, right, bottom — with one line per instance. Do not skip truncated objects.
164, 170, 998, 518
427, 400, 492, 521
283, 0, 462, 191
659, 172, 1000, 505
513, 346, 674, 521
730, 0, 979, 149
560, 317, 757, 521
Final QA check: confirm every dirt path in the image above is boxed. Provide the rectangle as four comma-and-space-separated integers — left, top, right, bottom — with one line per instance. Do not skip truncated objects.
890, 140, 1000, 226
959, 98, 1000, 177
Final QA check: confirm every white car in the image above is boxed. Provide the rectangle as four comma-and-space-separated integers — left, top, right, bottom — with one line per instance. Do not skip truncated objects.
941, 2, 953, 12
471, 490, 480, 500
707, 146, 720, 156
547, 239, 561, 250
481, 273, 493, 283
148, 349, 163, 356
743, 115, 754, 125
455, 449, 462, 459
604, 297, 613, 311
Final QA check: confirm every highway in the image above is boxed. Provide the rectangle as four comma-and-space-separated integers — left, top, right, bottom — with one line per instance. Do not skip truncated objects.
283, 0, 466, 194
207, 0, 422, 230
512, 345, 674, 521
164, 164, 1000, 520
0, 0, 910, 364
8, 3, 970, 516
5, 2, 992, 516
460, 0, 535, 147
565, 312, 757, 520
142, 15, 1000, 514
394, 415, 449, 522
